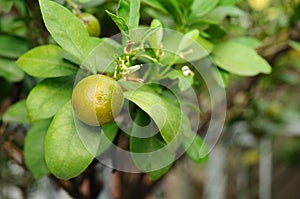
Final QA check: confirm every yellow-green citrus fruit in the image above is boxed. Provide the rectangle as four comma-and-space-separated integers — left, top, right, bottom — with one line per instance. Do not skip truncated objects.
248, 0, 270, 11
79, 13, 101, 37
72, 75, 124, 126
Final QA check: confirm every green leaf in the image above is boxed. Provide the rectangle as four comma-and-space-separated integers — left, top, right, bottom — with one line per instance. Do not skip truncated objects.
26, 76, 74, 121
212, 41, 272, 76
178, 29, 199, 52
163, 70, 194, 91
231, 37, 262, 48
202, 6, 244, 23
144, 7, 174, 28
0, 1, 14, 13
0, 58, 24, 82
74, 0, 93, 3
81, 38, 122, 74
24, 119, 51, 179
289, 40, 300, 52
0, 35, 29, 59
75, 119, 119, 156
160, 30, 208, 64
130, 133, 174, 175
17, 45, 77, 78
160, 0, 182, 23
61, 37, 105, 67
39, 0, 89, 63
124, 87, 181, 144
130, 110, 174, 174
148, 19, 163, 50
182, 134, 208, 164
106, 10, 129, 32
142, 0, 168, 15
98, 122, 119, 155
2, 100, 30, 124
197, 36, 214, 54
45, 101, 94, 179
190, 0, 219, 18
178, 0, 194, 9
149, 165, 172, 180
218, 0, 241, 5
211, 66, 230, 88
117, 0, 141, 30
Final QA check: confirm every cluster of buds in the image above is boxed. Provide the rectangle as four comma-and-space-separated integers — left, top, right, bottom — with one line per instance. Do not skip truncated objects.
114, 40, 144, 82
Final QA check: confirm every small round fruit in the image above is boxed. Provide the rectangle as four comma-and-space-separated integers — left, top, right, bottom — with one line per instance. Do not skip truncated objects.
72, 74, 124, 126
79, 13, 101, 37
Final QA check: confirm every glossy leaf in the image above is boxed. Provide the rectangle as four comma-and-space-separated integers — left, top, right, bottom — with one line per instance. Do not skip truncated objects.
39, 0, 89, 63
0, 35, 29, 59
203, 6, 244, 23
124, 87, 182, 144
117, 0, 141, 30
142, 0, 168, 14
45, 101, 94, 179
81, 38, 122, 74
2, 100, 30, 124
106, 10, 129, 32
160, 30, 208, 64
75, 118, 119, 157
63, 37, 106, 73
0, 58, 24, 82
17, 45, 77, 78
197, 36, 214, 54
161, 0, 182, 23
149, 165, 172, 180
130, 110, 174, 175
211, 66, 230, 88
231, 37, 262, 48
212, 41, 272, 76
182, 134, 209, 164
148, 19, 163, 50
218, 0, 241, 5
26, 76, 74, 121
24, 119, 51, 179
178, 29, 199, 52
190, 0, 219, 18
163, 70, 194, 91
178, 0, 194, 9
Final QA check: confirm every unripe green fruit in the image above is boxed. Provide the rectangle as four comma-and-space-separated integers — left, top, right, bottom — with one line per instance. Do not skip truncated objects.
79, 13, 101, 37
72, 75, 124, 126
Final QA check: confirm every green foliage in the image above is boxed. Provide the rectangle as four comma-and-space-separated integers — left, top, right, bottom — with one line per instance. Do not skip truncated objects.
230, 37, 262, 48
212, 41, 271, 76
26, 76, 74, 121
2, 100, 30, 124
24, 119, 51, 179
44, 101, 94, 179
182, 134, 209, 164
125, 87, 183, 144
39, 0, 94, 63
0, 58, 24, 82
130, 110, 175, 179
117, 0, 140, 30
0, 35, 29, 59
289, 40, 300, 52
190, 0, 220, 18
2, 0, 274, 181
17, 45, 77, 78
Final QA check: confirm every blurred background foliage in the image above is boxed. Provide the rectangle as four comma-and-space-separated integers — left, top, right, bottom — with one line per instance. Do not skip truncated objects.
1, 0, 300, 198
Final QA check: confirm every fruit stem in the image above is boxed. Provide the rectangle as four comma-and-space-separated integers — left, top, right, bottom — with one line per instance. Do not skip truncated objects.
66, 0, 80, 12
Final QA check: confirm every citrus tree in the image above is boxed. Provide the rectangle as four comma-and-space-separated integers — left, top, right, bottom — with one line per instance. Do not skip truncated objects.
4, 0, 296, 198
